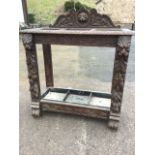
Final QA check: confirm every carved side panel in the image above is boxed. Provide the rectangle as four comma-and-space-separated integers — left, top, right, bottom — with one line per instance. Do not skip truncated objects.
22, 34, 40, 102
111, 36, 131, 113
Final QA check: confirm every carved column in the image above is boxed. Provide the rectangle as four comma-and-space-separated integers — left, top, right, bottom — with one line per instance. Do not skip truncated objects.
22, 34, 41, 117
109, 36, 131, 129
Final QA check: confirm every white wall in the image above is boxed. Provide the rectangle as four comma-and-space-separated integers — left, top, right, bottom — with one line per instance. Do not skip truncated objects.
19, 0, 24, 22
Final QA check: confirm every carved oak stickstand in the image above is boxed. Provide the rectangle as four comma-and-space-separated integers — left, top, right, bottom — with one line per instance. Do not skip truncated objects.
20, 9, 134, 129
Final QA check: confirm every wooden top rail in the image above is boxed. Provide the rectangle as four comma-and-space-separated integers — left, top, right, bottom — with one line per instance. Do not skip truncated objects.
20, 27, 134, 36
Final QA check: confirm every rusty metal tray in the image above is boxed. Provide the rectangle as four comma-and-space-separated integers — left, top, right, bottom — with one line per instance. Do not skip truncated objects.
40, 88, 111, 111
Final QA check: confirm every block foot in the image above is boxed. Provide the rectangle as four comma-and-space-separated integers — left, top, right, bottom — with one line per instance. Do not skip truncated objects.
31, 102, 41, 117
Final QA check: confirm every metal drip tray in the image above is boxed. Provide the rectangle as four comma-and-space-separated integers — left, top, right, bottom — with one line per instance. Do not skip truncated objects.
41, 88, 111, 111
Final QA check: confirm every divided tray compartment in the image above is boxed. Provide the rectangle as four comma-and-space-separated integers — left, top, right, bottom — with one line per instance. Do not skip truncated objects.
40, 87, 111, 111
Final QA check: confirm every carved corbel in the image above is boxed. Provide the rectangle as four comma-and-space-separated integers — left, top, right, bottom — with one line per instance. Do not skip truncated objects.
22, 34, 33, 50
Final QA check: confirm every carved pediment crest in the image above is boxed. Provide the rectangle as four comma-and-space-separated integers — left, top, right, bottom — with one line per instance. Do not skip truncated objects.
51, 8, 119, 28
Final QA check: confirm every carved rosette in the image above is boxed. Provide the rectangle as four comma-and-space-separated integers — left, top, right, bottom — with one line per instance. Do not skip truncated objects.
22, 34, 40, 102
111, 36, 131, 113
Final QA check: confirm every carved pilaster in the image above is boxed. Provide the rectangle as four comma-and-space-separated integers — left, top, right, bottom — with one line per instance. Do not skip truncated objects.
22, 34, 41, 116
109, 36, 131, 129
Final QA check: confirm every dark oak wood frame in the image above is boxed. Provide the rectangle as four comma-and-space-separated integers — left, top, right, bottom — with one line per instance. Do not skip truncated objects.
20, 9, 134, 129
